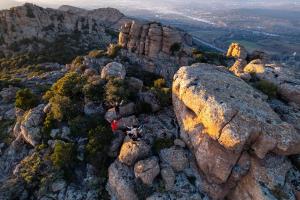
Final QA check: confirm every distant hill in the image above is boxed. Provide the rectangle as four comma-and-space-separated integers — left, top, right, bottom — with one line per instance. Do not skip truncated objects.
0, 0, 21, 10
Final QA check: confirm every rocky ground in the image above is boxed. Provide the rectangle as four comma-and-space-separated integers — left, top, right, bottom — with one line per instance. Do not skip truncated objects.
0, 4, 300, 200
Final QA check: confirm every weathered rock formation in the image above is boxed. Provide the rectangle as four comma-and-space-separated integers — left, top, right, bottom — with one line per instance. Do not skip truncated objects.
118, 20, 193, 81
227, 43, 300, 107
0, 3, 126, 56
226, 43, 248, 60
172, 63, 300, 199
14, 104, 45, 146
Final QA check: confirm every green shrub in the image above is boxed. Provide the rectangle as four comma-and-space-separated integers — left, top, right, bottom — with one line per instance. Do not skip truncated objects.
44, 72, 86, 100
49, 95, 81, 121
19, 153, 42, 184
71, 56, 84, 68
50, 141, 75, 170
15, 88, 38, 110
42, 112, 56, 138
170, 43, 181, 55
153, 78, 166, 89
83, 80, 105, 102
86, 125, 114, 177
136, 101, 153, 114
151, 87, 172, 107
68, 115, 99, 136
0, 119, 14, 144
107, 44, 122, 59
104, 78, 134, 106
254, 80, 278, 98
126, 67, 162, 87
88, 50, 106, 58
153, 138, 173, 153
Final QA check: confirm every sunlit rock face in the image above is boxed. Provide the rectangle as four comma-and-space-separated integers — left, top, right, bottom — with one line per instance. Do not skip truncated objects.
172, 63, 300, 199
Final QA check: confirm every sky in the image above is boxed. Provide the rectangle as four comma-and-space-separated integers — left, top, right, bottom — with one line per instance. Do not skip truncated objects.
1, 0, 299, 11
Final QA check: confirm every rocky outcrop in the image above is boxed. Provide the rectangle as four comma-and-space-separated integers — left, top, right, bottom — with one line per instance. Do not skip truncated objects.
59, 5, 130, 29
0, 3, 114, 55
118, 20, 193, 81
172, 63, 300, 198
227, 43, 300, 107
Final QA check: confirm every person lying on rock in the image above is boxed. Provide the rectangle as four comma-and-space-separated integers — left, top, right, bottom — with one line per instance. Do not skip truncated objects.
126, 126, 143, 141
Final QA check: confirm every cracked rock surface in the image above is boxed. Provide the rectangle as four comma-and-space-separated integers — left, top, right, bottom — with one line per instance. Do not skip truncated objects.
172, 63, 300, 198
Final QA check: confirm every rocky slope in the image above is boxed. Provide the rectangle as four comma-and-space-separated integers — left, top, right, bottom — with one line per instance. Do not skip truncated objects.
0, 4, 300, 200
0, 3, 129, 57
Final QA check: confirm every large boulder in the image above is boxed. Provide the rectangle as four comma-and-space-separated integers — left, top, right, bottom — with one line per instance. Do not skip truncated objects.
0, 86, 19, 103
244, 59, 266, 74
101, 62, 126, 80
107, 160, 138, 200
118, 139, 151, 166
105, 102, 136, 122
17, 104, 45, 146
172, 63, 300, 198
226, 43, 248, 60
134, 156, 160, 185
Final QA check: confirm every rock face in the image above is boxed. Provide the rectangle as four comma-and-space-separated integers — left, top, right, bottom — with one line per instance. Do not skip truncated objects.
0, 3, 118, 56
172, 63, 300, 198
118, 20, 193, 81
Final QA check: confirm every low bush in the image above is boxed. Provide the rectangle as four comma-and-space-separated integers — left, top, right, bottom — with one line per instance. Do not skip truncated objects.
86, 125, 114, 177
68, 115, 104, 137
42, 112, 56, 139
151, 78, 171, 107
153, 138, 173, 153
126, 67, 162, 87
254, 80, 278, 98
104, 78, 136, 106
153, 78, 166, 89
107, 44, 122, 59
19, 153, 42, 185
49, 95, 81, 121
43, 72, 86, 100
15, 88, 38, 110
83, 80, 105, 102
50, 141, 76, 170
170, 42, 181, 55
88, 49, 106, 58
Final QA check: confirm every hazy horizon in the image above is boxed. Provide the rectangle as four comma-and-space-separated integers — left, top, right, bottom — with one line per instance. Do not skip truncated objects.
1, 0, 299, 11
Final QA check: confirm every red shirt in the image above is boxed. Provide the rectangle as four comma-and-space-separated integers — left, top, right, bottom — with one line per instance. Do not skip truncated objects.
111, 120, 118, 132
